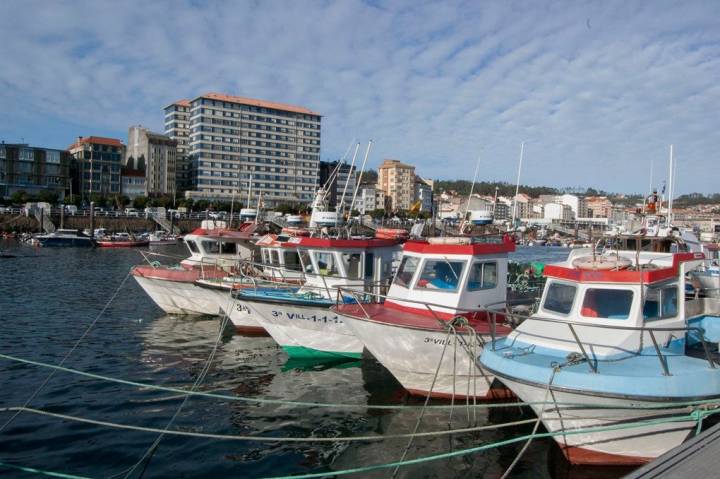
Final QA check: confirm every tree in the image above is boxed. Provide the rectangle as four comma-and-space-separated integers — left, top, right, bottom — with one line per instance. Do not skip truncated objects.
114, 195, 130, 209
369, 208, 385, 220
63, 194, 81, 207
36, 190, 59, 204
10, 190, 30, 205
276, 203, 298, 215
133, 196, 149, 209
89, 193, 107, 207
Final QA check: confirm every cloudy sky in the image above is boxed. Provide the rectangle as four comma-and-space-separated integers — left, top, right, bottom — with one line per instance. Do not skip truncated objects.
1, 0, 718, 194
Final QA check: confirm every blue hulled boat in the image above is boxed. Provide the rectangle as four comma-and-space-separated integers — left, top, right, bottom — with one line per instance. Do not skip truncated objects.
37, 229, 95, 247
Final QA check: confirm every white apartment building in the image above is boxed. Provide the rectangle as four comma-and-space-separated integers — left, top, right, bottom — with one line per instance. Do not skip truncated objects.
180, 92, 321, 204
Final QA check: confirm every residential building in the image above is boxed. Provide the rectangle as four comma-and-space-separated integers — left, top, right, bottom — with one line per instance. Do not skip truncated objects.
0, 142, 71, 199
493, 201, 511, 220
585, 196, 613, 218
377, 159, 415, 212
512, 193, 531, 219
184, 92, 321, 205
318, 160, 356, 209
68, 136, 125, 202
126, 126, 177, 196
120, 167, 146, 199
163, 100, 192, 193
414, 176, 433, 212
356, 184, 385, 214
544, 202, 574, 221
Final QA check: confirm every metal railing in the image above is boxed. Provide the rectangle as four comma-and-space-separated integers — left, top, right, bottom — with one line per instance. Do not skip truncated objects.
485, 310, 717, 376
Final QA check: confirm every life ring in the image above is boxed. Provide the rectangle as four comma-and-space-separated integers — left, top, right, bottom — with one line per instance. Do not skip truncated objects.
572, 255, 632, 271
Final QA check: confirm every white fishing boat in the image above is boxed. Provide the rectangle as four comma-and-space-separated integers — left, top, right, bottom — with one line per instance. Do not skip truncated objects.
132, 220, 260, 315
334, 235, 517, 399
231, 234, 401, 358
480, 245, 720, 465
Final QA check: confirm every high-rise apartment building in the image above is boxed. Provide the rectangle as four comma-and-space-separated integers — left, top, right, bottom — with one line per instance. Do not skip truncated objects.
126, 126, 177, 196
318, 160, 356, 209
163, 100, 192, 193
180, 92, 321, 205
377, 159, 415, 212
0, 142, 71, 199
68, 136, 124, 201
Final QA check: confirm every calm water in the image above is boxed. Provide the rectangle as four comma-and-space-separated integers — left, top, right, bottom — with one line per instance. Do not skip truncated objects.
0, 242, 634, 478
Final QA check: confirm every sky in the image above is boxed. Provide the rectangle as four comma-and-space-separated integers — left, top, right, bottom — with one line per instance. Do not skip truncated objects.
1, 0, 719, 195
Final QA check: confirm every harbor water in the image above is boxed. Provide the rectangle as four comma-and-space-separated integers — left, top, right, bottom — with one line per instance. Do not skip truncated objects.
0, 241, 633, 478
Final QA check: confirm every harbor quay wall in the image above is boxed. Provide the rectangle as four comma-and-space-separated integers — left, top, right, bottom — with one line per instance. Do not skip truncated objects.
0, 214, 202, 233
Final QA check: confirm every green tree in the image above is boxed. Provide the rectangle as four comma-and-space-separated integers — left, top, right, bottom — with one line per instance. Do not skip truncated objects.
10, 190, 30, 205
276, 203, 298, 215
89, 193, 107, 207
369, 208, 385, 220
114, 195, 130, 209
36, 190, 59, 204
133, 196, 149, 209
63, 194, 81, 207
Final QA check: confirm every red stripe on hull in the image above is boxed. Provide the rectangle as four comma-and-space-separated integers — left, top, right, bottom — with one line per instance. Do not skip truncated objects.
233, 325, 270, 337
405, 386, 516, 402
561, 445, 652, 466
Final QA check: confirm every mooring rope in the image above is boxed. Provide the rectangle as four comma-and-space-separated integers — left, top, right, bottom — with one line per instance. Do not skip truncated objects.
0, 271, 132, 434
0, 460, 90, 479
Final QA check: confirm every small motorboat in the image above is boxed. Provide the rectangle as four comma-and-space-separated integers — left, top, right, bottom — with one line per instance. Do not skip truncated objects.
37, 229, 95, 247
96, 233, 149, 248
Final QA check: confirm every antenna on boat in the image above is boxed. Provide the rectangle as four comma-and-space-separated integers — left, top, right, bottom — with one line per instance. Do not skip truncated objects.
667, 145, 674, 226
338, 142, 361, 217
510, 142, 525, 231
349, 140, 373, 218
462, 156, 482, 222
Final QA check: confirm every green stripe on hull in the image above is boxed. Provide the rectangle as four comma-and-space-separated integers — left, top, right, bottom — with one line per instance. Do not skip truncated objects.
281, 346, 362, 360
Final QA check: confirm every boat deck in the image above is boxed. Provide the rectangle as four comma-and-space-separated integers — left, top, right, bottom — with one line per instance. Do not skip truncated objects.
627, 421, 720, 478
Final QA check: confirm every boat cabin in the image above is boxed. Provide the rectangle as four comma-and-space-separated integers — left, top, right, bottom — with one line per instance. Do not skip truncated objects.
510, 248, 706, 358
254, 234, 401, 295
181, 220, 259, 269
383, 235, 515, 318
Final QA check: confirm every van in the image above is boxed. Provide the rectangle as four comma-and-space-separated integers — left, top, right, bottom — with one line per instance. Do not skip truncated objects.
64, 205, 78, 215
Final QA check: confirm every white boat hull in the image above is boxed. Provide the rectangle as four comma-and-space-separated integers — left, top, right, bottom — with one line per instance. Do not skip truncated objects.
243, 300, 363, 359
343, 316, 505, 399
499, 376, 696, 465
133, 276, 221, 316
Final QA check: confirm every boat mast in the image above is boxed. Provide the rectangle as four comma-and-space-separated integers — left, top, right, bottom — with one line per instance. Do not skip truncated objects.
463, 156, 481, 221
247, 174, 253, 209
510, 141, 525, 230
667, 145, 674, 225
349, 140, 373, 215
338, 143, 360, 217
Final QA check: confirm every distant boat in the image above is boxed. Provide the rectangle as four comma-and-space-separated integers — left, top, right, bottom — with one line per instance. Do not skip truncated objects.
96, 233, 149, 248
37, 229, 95, 247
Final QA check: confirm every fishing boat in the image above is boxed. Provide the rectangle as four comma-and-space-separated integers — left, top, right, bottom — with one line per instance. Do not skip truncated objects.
131, 221, 260, 315
96, 233, 150, 248
36, 229, 95, 247
231, 234, 401, 359
479, 246, 720, 465
334, 235, 517, 399
148, 231, 180, 245
690, 243, 720, 298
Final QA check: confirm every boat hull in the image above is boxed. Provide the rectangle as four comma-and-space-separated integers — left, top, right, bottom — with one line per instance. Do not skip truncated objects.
38, 237, 94, 247
496, 375, 696, 465
343, 316, 503, 399
133, 274, 221, 315
242, 300, 363, 359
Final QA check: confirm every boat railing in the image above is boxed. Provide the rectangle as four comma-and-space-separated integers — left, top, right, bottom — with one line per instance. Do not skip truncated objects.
485, 310, 717, 375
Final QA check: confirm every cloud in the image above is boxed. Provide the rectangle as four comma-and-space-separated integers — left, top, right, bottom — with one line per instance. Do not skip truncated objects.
1, 0, 719, 193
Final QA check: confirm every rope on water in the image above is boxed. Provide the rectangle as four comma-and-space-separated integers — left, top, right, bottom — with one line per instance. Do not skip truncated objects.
5, 351, 720, 412
0, 406, 537, 442
0, 460, 91, 479
261, 409, 720, 479
0, 271, 132, 434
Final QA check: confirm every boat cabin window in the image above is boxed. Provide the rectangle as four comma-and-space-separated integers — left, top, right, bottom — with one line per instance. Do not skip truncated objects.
394, 256, 420, 288
270, 249, 281, 266
467, 261, 497, 291
342, 252, 363, 280
314, 251, 339, 276
416, 259, 466, 292
543, 282, 577, 315
220, 241, 236, 254
186, 240, 199, 254
298, 250, 313, 273
283, 250, 302, 271
261, 249, 270, 264
364, 253, 374, 280
201, 239, 220, 254
580, 289, 633, 320
643, 284, 678, 321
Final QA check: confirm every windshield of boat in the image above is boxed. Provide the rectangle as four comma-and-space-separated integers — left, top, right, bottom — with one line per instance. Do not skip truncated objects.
580, 288, 634, 320
542, 282, 577, 315
467, 261, 497, 291
393, 256, 420, 288
220, 241, 237, 254
415, 259, 466, 292
314, 251, 340, 276
643, 284, 678, 320
284, 250, 302, 271
201, 239, 219, 254
341, 252, 363, 280
186, 239, 199, 254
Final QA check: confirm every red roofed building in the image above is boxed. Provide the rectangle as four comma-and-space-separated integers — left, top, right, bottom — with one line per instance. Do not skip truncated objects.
171, 92, 321, 204
68, 136, 125, 202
